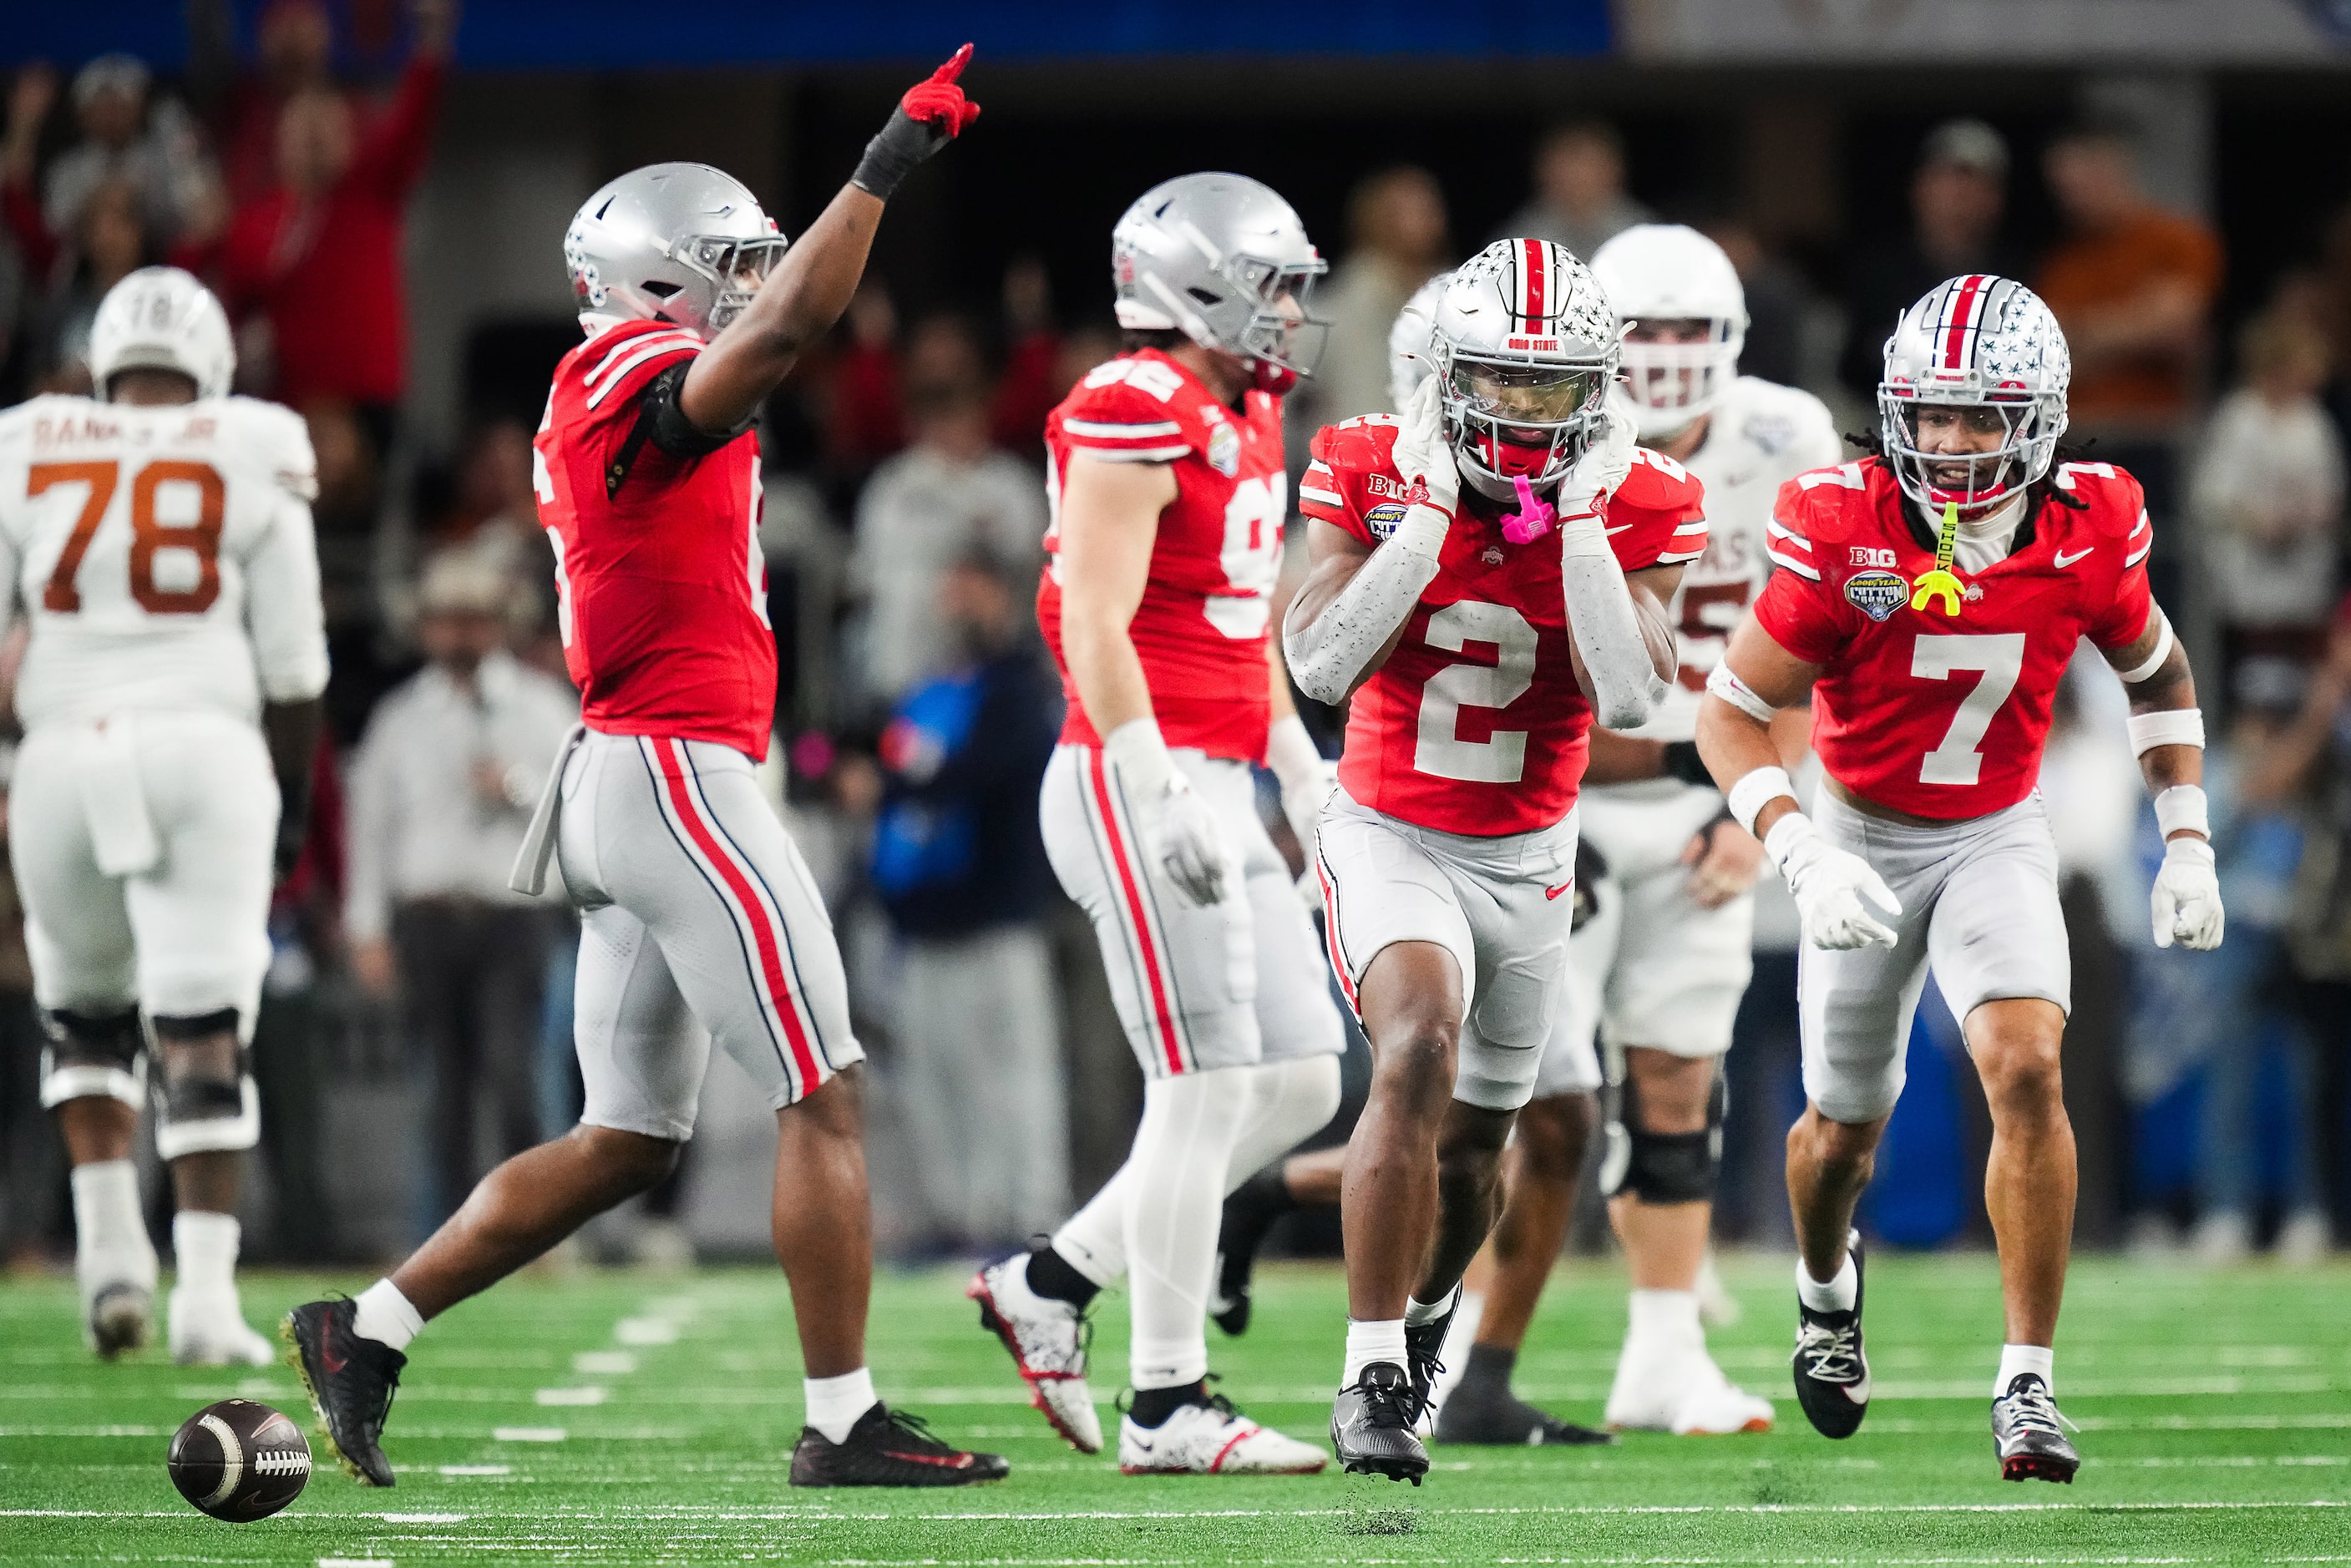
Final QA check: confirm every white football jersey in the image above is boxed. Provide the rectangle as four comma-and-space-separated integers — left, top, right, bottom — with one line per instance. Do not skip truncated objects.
1617, 376, 1844, 743
0, 394, 328, 731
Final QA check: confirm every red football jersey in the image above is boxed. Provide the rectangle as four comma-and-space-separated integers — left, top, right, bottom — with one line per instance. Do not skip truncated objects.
534, 320, 774, 760
1300, 418, 1708, 837
1037, 349, 1286, 761
1752, 457, 2154, 820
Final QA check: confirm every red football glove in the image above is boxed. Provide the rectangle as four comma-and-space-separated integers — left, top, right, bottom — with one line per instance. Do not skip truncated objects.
901, 43, 982, 137
851, 44, 981, 199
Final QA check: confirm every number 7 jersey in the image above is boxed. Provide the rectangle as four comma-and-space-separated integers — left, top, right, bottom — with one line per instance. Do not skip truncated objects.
1751, 456, 2153, 820
0, 393, 328, 730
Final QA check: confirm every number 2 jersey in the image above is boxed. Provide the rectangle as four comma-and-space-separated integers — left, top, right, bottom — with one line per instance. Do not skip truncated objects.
1752, 456, 2153, 820
1038, 348, 1287, 762
1300, 417, 1708, 837
535, 318, 774, 760
0, 393, 327, 731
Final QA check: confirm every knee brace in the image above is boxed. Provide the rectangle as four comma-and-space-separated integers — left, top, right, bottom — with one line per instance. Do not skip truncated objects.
151, 1010, 260, 1160
38, 1009, 147, 1110
1598, 1056, 1726, 1206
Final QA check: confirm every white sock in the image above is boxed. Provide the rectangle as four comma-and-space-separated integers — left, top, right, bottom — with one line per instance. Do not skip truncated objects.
1629, 1287, 1703, 1341
804, 1368, 878, 1444
1796, 1250, 1858, 1313
1342, 1318, 1409, 1388
1122, 1070, 1249, 1390
1051, 1166, 1129, 1287
352, 1278, 425, 1352
171, 1211, 241, 1296
71, 1161, 156, 1285
1995, 1343, 2054, 1398
1404, 1282, 1461, 1327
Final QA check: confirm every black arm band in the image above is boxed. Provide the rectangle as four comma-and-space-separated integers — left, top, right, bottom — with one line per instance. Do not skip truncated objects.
608, 362, 753, 498
1660, 740, 1715, 788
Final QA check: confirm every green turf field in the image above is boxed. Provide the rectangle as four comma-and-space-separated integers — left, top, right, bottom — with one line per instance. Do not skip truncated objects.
2, 1254, 2346, 1565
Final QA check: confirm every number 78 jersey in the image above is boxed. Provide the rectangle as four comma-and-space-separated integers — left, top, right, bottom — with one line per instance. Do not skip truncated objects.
1751, 456, 2153, 821
0, 393, 328, 731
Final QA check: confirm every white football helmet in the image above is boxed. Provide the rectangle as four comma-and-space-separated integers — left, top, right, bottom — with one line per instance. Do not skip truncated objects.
1590, 224, 1747, 438
1386, 270, 1450, 412
1112, 172, 1327, 393
89, 266, 235, 402
565, 163, 788, 339
1430, 239, 1620, 501
1878, 274, 2070, 514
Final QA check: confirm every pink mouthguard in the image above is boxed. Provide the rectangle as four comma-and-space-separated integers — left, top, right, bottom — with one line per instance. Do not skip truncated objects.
1501, 475, 1555, 544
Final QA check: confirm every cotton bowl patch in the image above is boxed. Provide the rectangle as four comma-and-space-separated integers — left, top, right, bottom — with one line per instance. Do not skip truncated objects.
1207, 422, 1241, 477
1844, 569, 1908, 622
1364, 502, 1408, 540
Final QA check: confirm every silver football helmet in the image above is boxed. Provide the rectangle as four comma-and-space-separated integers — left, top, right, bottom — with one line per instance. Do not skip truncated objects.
1590, 224, 1747, 438
564, 163, 788, 339
1386, 270, 1450, 412
1878, 275, 2070, 513
1430, 239, 1620, 500
1112, 172, 1327, 392
89, 266, 235, 402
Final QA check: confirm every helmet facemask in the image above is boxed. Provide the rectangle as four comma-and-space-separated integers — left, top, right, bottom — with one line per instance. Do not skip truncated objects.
674, 232, 788, 334
1619, 319, 1742, 438
1439, 352, 1612, 498
1142, 249, 1328, 392
1877, 387, 2064, 515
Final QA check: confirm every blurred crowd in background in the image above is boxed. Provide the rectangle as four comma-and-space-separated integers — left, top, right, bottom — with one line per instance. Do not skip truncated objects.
1, 2, 2349, 1278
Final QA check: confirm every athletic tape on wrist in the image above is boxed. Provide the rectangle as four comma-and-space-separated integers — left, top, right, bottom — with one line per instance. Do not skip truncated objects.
2126, 707, 2204, 757
2153, 784, 2211, 841
1727, 766, 1796, 836
1761, 809, 1817, 873
1705, 662, 1778, 725
2115, 614, 2175, 685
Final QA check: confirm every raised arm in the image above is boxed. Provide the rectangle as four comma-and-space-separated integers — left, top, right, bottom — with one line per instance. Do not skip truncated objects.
678, 46, 979, 435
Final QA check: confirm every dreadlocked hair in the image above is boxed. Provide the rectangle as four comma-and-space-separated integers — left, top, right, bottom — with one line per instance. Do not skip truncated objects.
1842, 428, 2095, 555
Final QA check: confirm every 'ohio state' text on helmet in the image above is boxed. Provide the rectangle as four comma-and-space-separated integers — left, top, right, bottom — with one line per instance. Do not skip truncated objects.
1590, 224, 1747, 439
1430, 238, 1620, 501
1878, 274, 2070, 514
1112, 172, 1327, 394
564, 163, 788, 340
89, 266, 235, 402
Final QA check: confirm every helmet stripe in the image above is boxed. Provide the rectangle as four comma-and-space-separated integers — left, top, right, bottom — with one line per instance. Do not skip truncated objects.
1941, 274, 1989, 371
1522, 237, 1548, 328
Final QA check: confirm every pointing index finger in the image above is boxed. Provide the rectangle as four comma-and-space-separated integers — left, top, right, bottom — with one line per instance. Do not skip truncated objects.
931, 43, 974, 83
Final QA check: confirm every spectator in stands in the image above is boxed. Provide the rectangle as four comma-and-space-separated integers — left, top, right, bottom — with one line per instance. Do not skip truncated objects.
344, 555, 578, 1232
19, 177, 153, 392
869, 550, 1065, 1252
1704, 215, 1816, 392
1496, 120, 1650, 260
1841, 119, 2029, 404
990, 255, 1065, 459
201, 0, 451, 456
825, 280, 907, 484
2035, 114, 2222, 575
848, 316, 1048, 709
420, 418, 553, 640
190, 0, 338, 207
2193, 310, 2344, 672
1295, 165, 1449, 427
0, 56, 218, 276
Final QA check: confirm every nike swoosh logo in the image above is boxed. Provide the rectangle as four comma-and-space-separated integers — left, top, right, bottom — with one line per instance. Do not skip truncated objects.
884, 1449, 975, 1468
320, 1320, 347, 1375
1545, 883, 1573, 901
2053, 547, 2093, 568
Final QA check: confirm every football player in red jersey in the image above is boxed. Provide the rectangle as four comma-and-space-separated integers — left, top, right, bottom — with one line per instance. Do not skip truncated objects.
286, 49, 1010, 1490
1697, 275, 2223, 1485
966, 175, 1345, 1477
1284, 240, 1705, 1482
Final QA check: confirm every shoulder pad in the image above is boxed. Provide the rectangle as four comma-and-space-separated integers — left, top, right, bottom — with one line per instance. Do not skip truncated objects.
2048, 461, 2148, 538
224, 397, 320, 502
569, 321, 704, 414
1057, 359, 1203, 459
1617, 444, 1704, 512
1310, 415, 1401, 477
1777, 458, 1880, 544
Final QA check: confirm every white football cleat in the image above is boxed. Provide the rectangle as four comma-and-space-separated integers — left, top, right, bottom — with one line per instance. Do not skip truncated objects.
167, 1285, 277, 1367
1695, 1253, 1742, 1328
968, 1252, 1103, 1453
1667, 1355, 1775, 1435
1119, 1396, 1326, 1475
1605, 1336, 1772, 1435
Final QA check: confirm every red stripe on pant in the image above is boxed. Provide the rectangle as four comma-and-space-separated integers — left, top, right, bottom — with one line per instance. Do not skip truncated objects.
1315, 853, 1359, 1015
652, 738, 823, 1090
1086, 747, 1188, 1075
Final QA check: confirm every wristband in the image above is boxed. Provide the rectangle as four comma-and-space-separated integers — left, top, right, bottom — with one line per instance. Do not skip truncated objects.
2115, 613, 2175, 685
1705, 662, 1778, 725
1727, 766, 1796, 836
2153, 784, 2210, 841
851, 108, 941, 200
1102, 717, 1181, 799
1660, 740, 1715, 788
1264, 715, 1325, 795
2126, 708, 2204, 757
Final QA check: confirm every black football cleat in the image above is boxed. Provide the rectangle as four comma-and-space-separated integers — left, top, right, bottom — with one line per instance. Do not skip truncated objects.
1435, 1379, 1615, 1447
89, 1282, 153, 1360
1992, 1373, 2079, 1484
1210, 1167, 1294, 1338
1331, 1362, 1430, 1484
1791, 1232, 1871, 1440
789, 1404, 1009, 1488
282, 1296, 404, 1486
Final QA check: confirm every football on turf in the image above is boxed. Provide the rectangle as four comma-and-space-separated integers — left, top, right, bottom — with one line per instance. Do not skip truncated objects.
168, 1399, 312, 1521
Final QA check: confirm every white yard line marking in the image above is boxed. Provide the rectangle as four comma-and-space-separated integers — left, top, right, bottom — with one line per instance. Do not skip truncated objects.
535, 1386, 606, 1406
573, 1351, 637, 1374
489, 1426, 566, 1442
317, 1558, 394, 1567
377, 1512, 467, 1524
436, 1464, 512, 1476
614, 1317, 681, 1346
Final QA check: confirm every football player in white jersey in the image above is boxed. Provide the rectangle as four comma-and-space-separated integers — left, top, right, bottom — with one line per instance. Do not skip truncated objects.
1531, 224, 1840, 1435
0, 267, 329, 1363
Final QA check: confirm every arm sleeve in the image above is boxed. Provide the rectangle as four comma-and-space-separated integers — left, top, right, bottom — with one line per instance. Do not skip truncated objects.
341, 718, 395, 943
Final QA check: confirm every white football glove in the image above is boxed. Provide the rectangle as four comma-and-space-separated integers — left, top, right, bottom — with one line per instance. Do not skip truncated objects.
1767, 814, 1903, 951
1103, 719, 1230, 908
1388, 375, 1460, 519
1555, 404, 1639, 525
2151, 835, 2224, 951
